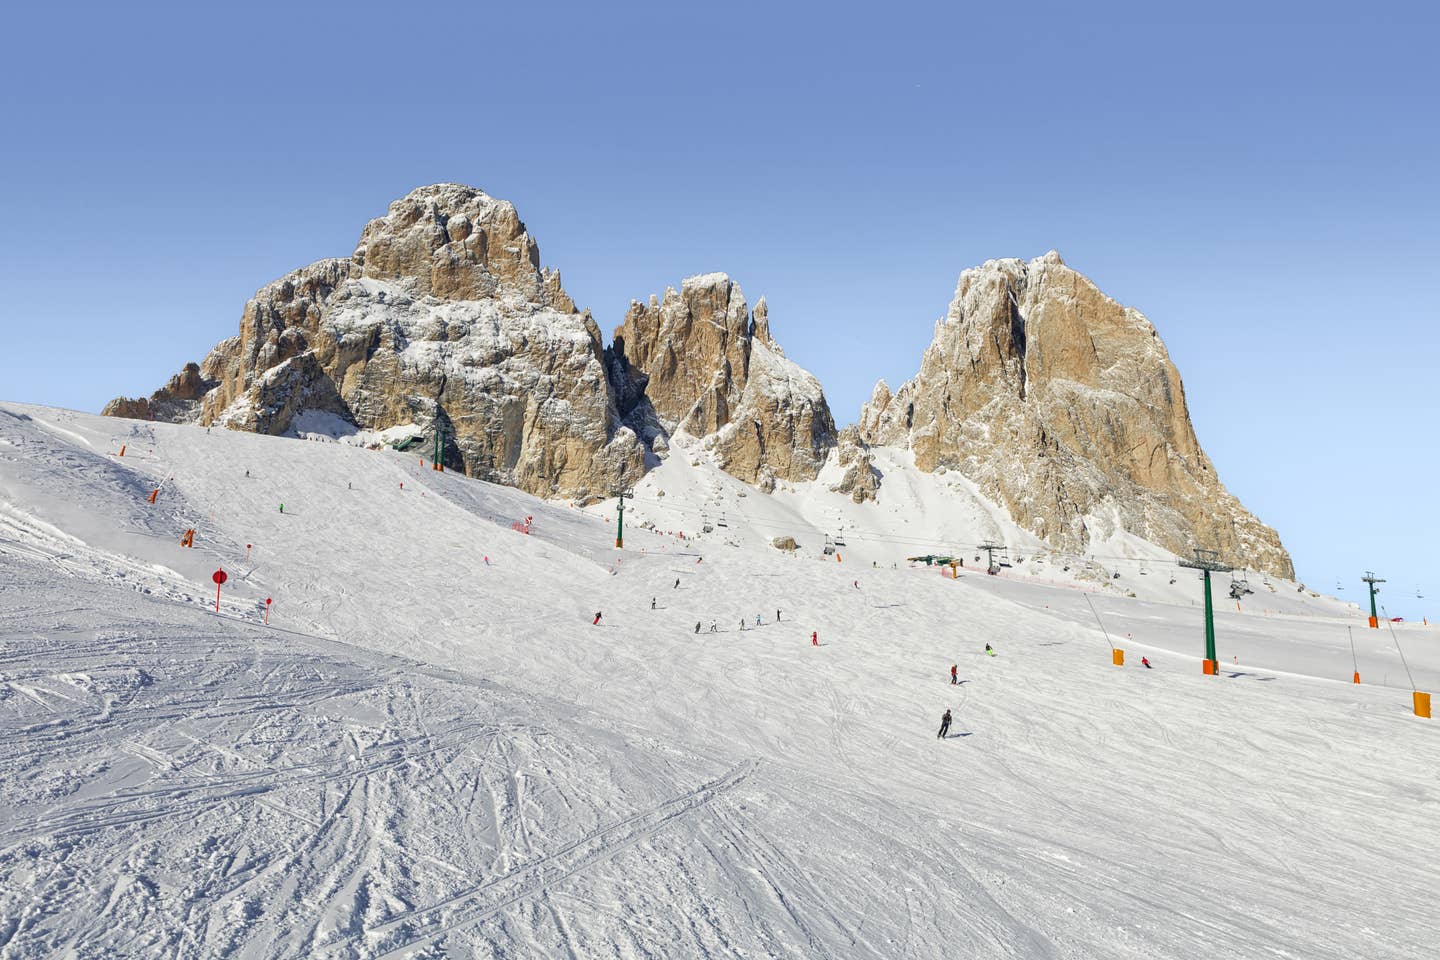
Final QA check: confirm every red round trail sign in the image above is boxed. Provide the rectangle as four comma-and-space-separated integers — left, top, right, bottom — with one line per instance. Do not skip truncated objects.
265, 597, 271, 605
213, 569, 228, 585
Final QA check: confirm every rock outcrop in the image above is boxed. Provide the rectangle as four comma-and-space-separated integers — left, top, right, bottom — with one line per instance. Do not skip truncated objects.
110, 184, 644, 501
859, 252, 1293, 578
102, 362, 216, 423
609, 274, 836, 486
830, 426, 880, 503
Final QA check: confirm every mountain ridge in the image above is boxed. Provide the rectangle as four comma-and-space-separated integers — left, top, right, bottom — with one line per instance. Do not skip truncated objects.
104, 183, 1291, 576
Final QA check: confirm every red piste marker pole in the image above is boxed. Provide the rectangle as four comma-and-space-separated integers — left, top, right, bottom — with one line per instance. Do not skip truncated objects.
212, 568, 228, 612
246, 543, 252, 561
264, 597, 272, 624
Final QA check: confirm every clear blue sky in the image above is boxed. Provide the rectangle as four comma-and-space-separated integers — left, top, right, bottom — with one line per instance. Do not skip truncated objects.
2, 2, 1436, 619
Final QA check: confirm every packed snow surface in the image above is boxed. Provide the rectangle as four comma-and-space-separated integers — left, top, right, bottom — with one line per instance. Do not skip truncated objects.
0, 403, 1434, 958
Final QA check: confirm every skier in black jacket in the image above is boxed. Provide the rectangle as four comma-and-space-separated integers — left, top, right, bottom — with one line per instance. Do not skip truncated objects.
937, 709, 952, 739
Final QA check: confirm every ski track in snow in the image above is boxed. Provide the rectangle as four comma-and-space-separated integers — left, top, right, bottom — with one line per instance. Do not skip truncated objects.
0, 403, 1436, 959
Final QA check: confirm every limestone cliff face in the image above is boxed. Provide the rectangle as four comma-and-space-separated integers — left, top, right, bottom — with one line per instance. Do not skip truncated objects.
102, 362, 216, 423
610, 274, 836, 486
860, 252, 1293, 578
830, 426, 880, 503
108, 184, 644, 501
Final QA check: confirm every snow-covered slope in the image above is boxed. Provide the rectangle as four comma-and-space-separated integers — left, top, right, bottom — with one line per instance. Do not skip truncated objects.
1, 404, 1434, 959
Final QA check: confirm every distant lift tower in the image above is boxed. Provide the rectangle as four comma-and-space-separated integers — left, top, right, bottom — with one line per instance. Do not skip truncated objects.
612, 487, 633, 549
1362, 571, 1385, 628
1178, 549, 1234, 675
978, 541, 1007, 575
431, 423, 447, 472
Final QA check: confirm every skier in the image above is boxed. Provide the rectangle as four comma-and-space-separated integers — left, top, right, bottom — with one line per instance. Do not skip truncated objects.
755, 613, 761, 626
710, 620, 718, 633
593, 611, 602, 626
347, 481, 352, 490
950, 664, 958, 685
811, 631, 818, 646
279, 503, 284, 514
245, 469, 250, 478
484, 556, 490, 566
853, 580, 859, 589
652, 598, 657, 610
984, 643, 995, 657
776, 609, 781, 622
695, 622, 701, 634
739, 619, 746, 631
1141, 657, 1152, 669
937, 709, 952, 739
674, 578, 680, 589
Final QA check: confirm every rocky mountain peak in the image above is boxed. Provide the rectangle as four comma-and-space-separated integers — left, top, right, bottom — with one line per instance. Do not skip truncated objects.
105, 184, 642, 502
350, 183, 572, 310
861, 253, 1293, 578
610, 274, 835, 485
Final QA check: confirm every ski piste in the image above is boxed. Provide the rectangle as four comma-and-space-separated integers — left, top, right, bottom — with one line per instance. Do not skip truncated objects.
0, 402, 1434, 959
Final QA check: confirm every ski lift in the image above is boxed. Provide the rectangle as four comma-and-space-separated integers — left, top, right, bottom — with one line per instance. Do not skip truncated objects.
1139, 563, 1149, 576
717, 513, 728, 528
1336, 579, 1344, 592
823, 534, 836, 556
834, 532, 847, 547
1418, 585, 1425, 599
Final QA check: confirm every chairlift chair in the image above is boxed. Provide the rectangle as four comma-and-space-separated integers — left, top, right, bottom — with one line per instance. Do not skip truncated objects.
834, 533, 847, 547
717, 513, 728, 528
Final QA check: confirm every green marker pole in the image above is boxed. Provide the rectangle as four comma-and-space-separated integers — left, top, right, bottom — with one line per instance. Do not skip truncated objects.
1203, 568, 1216, 669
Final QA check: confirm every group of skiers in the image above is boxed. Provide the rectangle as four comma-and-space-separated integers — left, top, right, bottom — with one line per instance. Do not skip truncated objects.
596, 568, 1162, 745
683, 609, 783, 634
937, 644, 1155, 737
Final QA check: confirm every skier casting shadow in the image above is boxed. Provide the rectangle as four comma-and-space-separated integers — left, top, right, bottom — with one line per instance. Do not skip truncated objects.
937, 709, 952, 739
